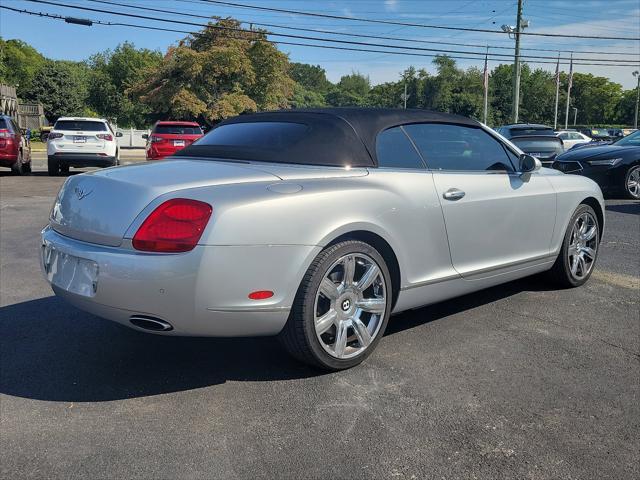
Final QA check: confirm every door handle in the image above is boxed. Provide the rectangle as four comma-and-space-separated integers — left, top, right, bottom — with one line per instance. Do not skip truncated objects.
443, 188, 466, 201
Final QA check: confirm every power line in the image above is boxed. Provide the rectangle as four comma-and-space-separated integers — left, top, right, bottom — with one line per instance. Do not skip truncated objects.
3, 5, 639, 68
195, 0, 640, 41
87, 0, 640, 58
20, 0, 640, 65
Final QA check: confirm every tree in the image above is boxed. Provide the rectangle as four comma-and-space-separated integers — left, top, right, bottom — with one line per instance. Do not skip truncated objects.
26, 60, 87, 122
130, 19, 294, 124
87, 42, 162, 126
0, 38, 46, 97
289, 83, 326, 108
290, 63, 331, 93
325, 72, 370, 107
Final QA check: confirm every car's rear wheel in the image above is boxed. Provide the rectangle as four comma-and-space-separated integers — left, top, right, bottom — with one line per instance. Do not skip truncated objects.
47, 157, 60, 176
11, 150, 25, 175
549, 204, 600, 288
624, 165, 640, 199
279, 240, 392, 370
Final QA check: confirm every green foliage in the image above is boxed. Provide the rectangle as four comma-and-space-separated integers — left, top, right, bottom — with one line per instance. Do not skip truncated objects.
25, 60, 87, 122
325, 72, 371, 107
0, 38, 46, 97
87, 42, 162, 127
130, 19, 294, 124
289, 83, 326, 108
290, 63, 331, 93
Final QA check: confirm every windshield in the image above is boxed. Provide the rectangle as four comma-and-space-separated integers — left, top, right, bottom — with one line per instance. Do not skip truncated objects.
614, 130, 640, 146
511, 137, 563, 153
154, 124, 202, 135
54, 120, 107, 132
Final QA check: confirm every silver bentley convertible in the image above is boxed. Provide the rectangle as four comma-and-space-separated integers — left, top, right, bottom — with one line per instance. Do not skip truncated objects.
42, 109, 604, 370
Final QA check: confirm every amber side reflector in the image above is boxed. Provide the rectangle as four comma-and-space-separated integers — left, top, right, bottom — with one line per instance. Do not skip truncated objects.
248, 291, 274, 300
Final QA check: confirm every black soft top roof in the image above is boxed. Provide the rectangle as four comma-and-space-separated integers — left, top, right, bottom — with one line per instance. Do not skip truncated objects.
176, 108, 480, 167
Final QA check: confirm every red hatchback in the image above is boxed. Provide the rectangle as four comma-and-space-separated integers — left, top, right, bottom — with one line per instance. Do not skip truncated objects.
145, 121, 204, 160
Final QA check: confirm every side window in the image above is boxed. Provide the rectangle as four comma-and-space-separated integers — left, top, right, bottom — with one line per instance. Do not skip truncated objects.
376, 126, 425, 169
558, 132, 568, 139
403, 123, 515, 172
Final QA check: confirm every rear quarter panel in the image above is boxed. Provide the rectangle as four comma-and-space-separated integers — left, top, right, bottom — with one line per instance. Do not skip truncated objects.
132, 169, 453, 290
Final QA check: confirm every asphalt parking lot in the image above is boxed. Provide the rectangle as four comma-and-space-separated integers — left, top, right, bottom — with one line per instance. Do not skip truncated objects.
1, 153, 638, 479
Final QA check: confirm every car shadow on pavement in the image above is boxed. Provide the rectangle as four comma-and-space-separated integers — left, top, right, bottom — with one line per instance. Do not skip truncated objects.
0, 276, 555, 403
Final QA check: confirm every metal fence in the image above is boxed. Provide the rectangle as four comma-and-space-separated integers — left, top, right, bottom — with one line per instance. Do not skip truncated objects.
116, 127, 150, 149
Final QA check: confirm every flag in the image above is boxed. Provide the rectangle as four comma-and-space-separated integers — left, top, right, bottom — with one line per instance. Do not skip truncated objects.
554, 55, 560, 87
567, 55, 574, 90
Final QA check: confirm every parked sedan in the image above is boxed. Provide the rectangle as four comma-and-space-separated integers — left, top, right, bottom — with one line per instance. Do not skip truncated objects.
553, 129, 640, 199
556, 130, 592, 150
0, 115, 31, 175
41, 109, 604, 370
509, 135, 565, 167
144, 121, 204, 160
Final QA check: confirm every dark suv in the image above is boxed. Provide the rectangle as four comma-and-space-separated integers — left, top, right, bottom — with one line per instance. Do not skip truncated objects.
0, 115, 31, 175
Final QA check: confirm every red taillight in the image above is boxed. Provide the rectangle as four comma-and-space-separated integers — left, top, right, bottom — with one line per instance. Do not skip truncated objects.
0, 129, 13, 139
151, 135, 165, 143
97, 133, 113, 141
48, 132, 63, 140
132, 199, 213, 253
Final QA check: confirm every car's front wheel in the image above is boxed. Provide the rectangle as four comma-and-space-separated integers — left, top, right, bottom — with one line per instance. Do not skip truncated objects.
549, 204, 600, 288
279, 240, 392, 370
624, 165, 640, 199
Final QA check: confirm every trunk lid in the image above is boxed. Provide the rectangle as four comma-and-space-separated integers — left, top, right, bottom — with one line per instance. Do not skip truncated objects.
50, 159, 280, 246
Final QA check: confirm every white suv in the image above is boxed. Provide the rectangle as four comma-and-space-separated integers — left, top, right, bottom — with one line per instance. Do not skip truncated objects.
47, 117, 121, 176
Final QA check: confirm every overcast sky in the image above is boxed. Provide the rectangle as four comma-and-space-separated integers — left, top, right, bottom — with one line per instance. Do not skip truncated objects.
1, 0, 639, 88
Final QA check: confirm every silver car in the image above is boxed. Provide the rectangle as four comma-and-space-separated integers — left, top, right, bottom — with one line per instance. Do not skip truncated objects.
41, 109, 604, 370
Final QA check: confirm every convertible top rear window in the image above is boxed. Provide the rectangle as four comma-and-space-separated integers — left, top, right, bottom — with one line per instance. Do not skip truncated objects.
196, 122, 308, 149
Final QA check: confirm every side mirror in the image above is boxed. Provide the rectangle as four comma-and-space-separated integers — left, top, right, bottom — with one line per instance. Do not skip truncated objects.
116, 132, 123, 138
519, 154, 542, 173
141, 134, 148, 140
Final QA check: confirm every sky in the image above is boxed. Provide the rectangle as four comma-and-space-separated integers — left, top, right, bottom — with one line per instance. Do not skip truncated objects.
1, 0, 639, 88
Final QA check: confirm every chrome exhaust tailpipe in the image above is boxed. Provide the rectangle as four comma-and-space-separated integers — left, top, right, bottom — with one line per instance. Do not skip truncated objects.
130, 315, 173, 332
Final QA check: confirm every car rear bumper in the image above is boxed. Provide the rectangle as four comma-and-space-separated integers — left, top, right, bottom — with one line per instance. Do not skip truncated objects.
0, 152, 18, 166
49, 153, 117, 167
41, 226, 320, 337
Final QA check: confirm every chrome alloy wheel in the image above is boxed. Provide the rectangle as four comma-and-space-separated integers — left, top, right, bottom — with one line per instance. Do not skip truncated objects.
314, 253, 387, 359
567, 211, 598, 280
627, 166, 640, 198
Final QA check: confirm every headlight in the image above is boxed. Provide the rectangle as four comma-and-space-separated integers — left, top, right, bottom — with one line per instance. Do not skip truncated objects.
588, 158, 622, 166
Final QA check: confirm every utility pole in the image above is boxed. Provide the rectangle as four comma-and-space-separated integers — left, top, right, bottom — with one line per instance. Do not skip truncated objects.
633, 71, 639, 129
511, 0, 523, 124
553, 52, 560, 130
482, 46, 489, 125
564, 52, 573, 130
573, 107, 578, 126
401, 80, 409, 109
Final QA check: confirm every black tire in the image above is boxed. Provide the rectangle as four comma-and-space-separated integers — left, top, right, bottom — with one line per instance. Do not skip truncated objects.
60, 164, 70, 174
11, 150, 25, 175
548, 204, 600, 288
623, 164, 640, 200
47, 157, 60, 176
279, 240, 393, 370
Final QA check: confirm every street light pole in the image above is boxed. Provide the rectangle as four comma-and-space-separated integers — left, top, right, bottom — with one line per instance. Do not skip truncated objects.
633, 71, 640, 130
